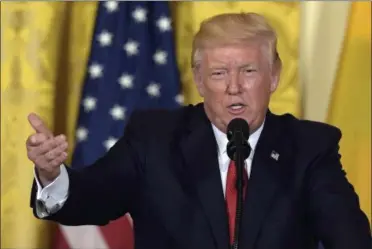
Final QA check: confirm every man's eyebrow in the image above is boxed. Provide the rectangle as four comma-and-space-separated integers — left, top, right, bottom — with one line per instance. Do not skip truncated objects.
207, 63, 259, 70
208, 65, 228, 70
239, 63, 258, 68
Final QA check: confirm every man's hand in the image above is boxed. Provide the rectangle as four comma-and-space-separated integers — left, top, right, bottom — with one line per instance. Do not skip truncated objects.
26, 113, 68, 185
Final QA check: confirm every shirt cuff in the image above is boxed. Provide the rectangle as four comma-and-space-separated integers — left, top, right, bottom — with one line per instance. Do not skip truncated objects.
34, 164, 69, 217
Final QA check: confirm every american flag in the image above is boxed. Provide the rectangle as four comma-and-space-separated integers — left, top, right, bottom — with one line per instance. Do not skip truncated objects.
53, 1, 182, 248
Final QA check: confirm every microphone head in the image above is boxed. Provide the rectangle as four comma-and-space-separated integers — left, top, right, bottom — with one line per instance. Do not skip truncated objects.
226, 118, 251, 161
227, 118, 250, 141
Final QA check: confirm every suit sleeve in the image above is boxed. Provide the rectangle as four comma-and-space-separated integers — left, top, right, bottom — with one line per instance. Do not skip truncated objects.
305, 128, 371, 249
30, 112, 144, 226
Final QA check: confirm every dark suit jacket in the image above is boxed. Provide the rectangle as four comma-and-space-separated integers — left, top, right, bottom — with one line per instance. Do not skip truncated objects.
31, 103, 371, 249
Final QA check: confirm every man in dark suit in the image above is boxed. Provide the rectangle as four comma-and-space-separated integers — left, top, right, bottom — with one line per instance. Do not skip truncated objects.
27, 12, 370, 249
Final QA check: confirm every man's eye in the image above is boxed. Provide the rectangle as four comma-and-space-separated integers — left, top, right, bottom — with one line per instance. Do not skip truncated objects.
212, 71, 225, 76
210, 71, 226, 79
245, 69, 256, 73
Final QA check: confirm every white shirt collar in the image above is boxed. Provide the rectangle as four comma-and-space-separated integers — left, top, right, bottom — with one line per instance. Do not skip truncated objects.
211, 119, 265, 160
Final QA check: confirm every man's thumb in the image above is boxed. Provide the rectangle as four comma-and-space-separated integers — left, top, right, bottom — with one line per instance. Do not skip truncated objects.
28, 113, 53, 137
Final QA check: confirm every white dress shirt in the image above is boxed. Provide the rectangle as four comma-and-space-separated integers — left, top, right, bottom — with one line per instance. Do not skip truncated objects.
34, 120, 264, 217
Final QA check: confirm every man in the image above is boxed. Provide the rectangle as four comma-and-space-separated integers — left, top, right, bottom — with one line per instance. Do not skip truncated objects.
27, 13, 370, 249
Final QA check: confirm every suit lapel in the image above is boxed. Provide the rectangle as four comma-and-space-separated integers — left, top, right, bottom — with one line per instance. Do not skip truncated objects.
241, 111, 293, 249
179, 104, 230, 249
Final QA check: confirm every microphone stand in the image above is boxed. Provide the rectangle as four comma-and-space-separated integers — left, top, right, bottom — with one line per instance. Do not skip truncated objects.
230, 132, 251, 249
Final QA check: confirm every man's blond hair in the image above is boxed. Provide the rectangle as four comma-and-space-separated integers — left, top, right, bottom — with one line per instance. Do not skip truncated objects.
192, 12, 281, 71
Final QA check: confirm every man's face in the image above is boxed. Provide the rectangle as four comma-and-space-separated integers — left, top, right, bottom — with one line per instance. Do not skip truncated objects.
194, 43, 280, 134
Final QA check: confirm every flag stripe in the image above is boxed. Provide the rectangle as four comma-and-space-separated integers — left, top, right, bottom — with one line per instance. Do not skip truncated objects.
61, 226, 109, 249
99, 215, 134, 249
52, 228, 70, 249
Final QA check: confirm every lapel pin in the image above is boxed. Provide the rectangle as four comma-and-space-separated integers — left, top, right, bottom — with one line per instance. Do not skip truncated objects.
270, 150, 280, 161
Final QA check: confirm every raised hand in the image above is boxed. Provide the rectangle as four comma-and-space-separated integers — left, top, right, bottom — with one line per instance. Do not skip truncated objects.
26, 113, 68, 185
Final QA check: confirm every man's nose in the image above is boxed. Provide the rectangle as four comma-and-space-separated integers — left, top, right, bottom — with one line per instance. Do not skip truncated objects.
226, 73, 241, 95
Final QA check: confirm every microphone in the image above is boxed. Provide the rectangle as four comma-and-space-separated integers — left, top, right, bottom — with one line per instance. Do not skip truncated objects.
226, 118, 251, 161
226, 118, 251, 249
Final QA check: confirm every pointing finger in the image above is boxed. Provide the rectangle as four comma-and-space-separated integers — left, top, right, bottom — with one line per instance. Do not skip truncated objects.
26, 133, 49, 147
29, 134, 67, 157
27, 113, 53, 138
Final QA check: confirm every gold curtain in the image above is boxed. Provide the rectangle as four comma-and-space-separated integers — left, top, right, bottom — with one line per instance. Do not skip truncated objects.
299, 2, 351, 122
326, 1, 371, 222
172, 1, 301, 117
1, 2, 97, 248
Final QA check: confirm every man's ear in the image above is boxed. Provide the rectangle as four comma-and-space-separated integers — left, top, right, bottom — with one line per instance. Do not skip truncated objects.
269, 74, 279, 93
193, 66, 204, 97
269, 63, 281, 93
270, 59, 282, 93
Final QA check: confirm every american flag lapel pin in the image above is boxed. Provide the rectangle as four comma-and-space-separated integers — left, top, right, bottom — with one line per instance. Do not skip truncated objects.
270, 150, 280, 161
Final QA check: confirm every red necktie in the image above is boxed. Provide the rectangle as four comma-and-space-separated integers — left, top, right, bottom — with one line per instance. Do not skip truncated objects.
225, 160, 248, 245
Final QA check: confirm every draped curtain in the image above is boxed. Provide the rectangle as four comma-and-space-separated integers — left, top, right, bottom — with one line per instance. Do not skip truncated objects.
326, 2, 371, 224
1, 1, 369, 248
300, 1, 371, 223
1, 2, 97, 248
